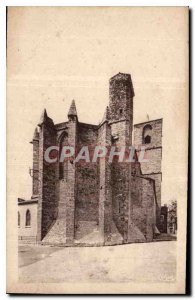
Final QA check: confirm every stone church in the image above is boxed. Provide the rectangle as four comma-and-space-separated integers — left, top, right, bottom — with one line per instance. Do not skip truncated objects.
18, 73, 163, 246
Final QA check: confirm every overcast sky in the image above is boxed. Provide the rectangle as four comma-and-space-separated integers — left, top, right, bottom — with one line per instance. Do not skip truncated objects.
7, 7, 188, 204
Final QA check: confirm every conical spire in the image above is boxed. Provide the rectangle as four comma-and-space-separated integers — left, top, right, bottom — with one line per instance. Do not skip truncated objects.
68, 100, 77, 117
33, 127, 39, 140
30, 127, 39, 144
101, 106, 109, 124
38, 108, 48, 125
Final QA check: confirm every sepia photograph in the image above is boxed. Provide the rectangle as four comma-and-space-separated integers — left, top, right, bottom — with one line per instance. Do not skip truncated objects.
6, 6, 189, 294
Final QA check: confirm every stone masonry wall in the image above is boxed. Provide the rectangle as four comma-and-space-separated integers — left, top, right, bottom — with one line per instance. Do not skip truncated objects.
111, 160, 130, 239
134, 119, 162, 229
109, 73, 134, 144
110, 120, 132, 240
56, 130, 68, 220
32, 138, 39, 196
143, 173, 162, 227
130, 176, 156, 242
37, 118, 58, 241
65, 117, 77, 244
109, 73, 134, 121
138, 148, 162, 175
134, 119, 163, 149
75, 123, 99, 224
98, 121, 112, 240
108, 73, 134, 241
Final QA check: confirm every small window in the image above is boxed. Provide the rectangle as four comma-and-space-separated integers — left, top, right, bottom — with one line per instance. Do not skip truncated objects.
111, 134, 119, 144
25, 209, 31, 227
143, 124, 152, 144
144, 135, 151, 144
160, 215, 164, 222
18, 211, 20, 227
119, 109, 123, 115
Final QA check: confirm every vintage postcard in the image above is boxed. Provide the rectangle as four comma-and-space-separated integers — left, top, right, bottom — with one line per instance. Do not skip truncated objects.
6, 6, 189, 294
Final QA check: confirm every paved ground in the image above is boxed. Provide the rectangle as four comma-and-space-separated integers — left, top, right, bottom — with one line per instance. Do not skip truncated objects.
19, 245, 62, 268
19, 241, 176, 283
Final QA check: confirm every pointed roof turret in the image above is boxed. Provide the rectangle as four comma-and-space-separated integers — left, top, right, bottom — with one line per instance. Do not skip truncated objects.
38, 108, 48, 126
68, 100, 77, 118
30, 127, 39, 144
33, 127, 39, 140
100, 106, 109, 124
38, 108, 55, 128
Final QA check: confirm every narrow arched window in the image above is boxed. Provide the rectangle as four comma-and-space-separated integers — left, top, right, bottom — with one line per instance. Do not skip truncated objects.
25, 209, 31, 227
143, 124, 152, 144
58, 132, 68, 180
18, 211, 20, 227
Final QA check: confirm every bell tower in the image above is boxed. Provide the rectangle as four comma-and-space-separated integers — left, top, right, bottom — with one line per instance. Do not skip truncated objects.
108, 73, 135, 241
109, 72, 134, 145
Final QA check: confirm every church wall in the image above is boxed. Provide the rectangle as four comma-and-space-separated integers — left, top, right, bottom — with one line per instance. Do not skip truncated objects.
108, 73, 134, 241
131, 176, 156, 241
134, 119, 162, 229
37, 120, 58, 241
143, 173, 162, 223
64, 117, 77, 244
111, 161, 130, 239
75, 123, 99, 224
56, 130, 68, 220
98, 121, 112, 239
138, 147, 162, 174
111, 121, 130, 146
134, 119, 163, 149
32, 138, 39, 196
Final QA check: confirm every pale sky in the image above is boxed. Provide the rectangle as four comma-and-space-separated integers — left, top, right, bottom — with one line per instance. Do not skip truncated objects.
7, 7, 188, 204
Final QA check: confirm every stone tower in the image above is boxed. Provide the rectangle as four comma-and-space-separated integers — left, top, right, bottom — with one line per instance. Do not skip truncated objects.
108, 73, 135, 242
109, 72, 134, 144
